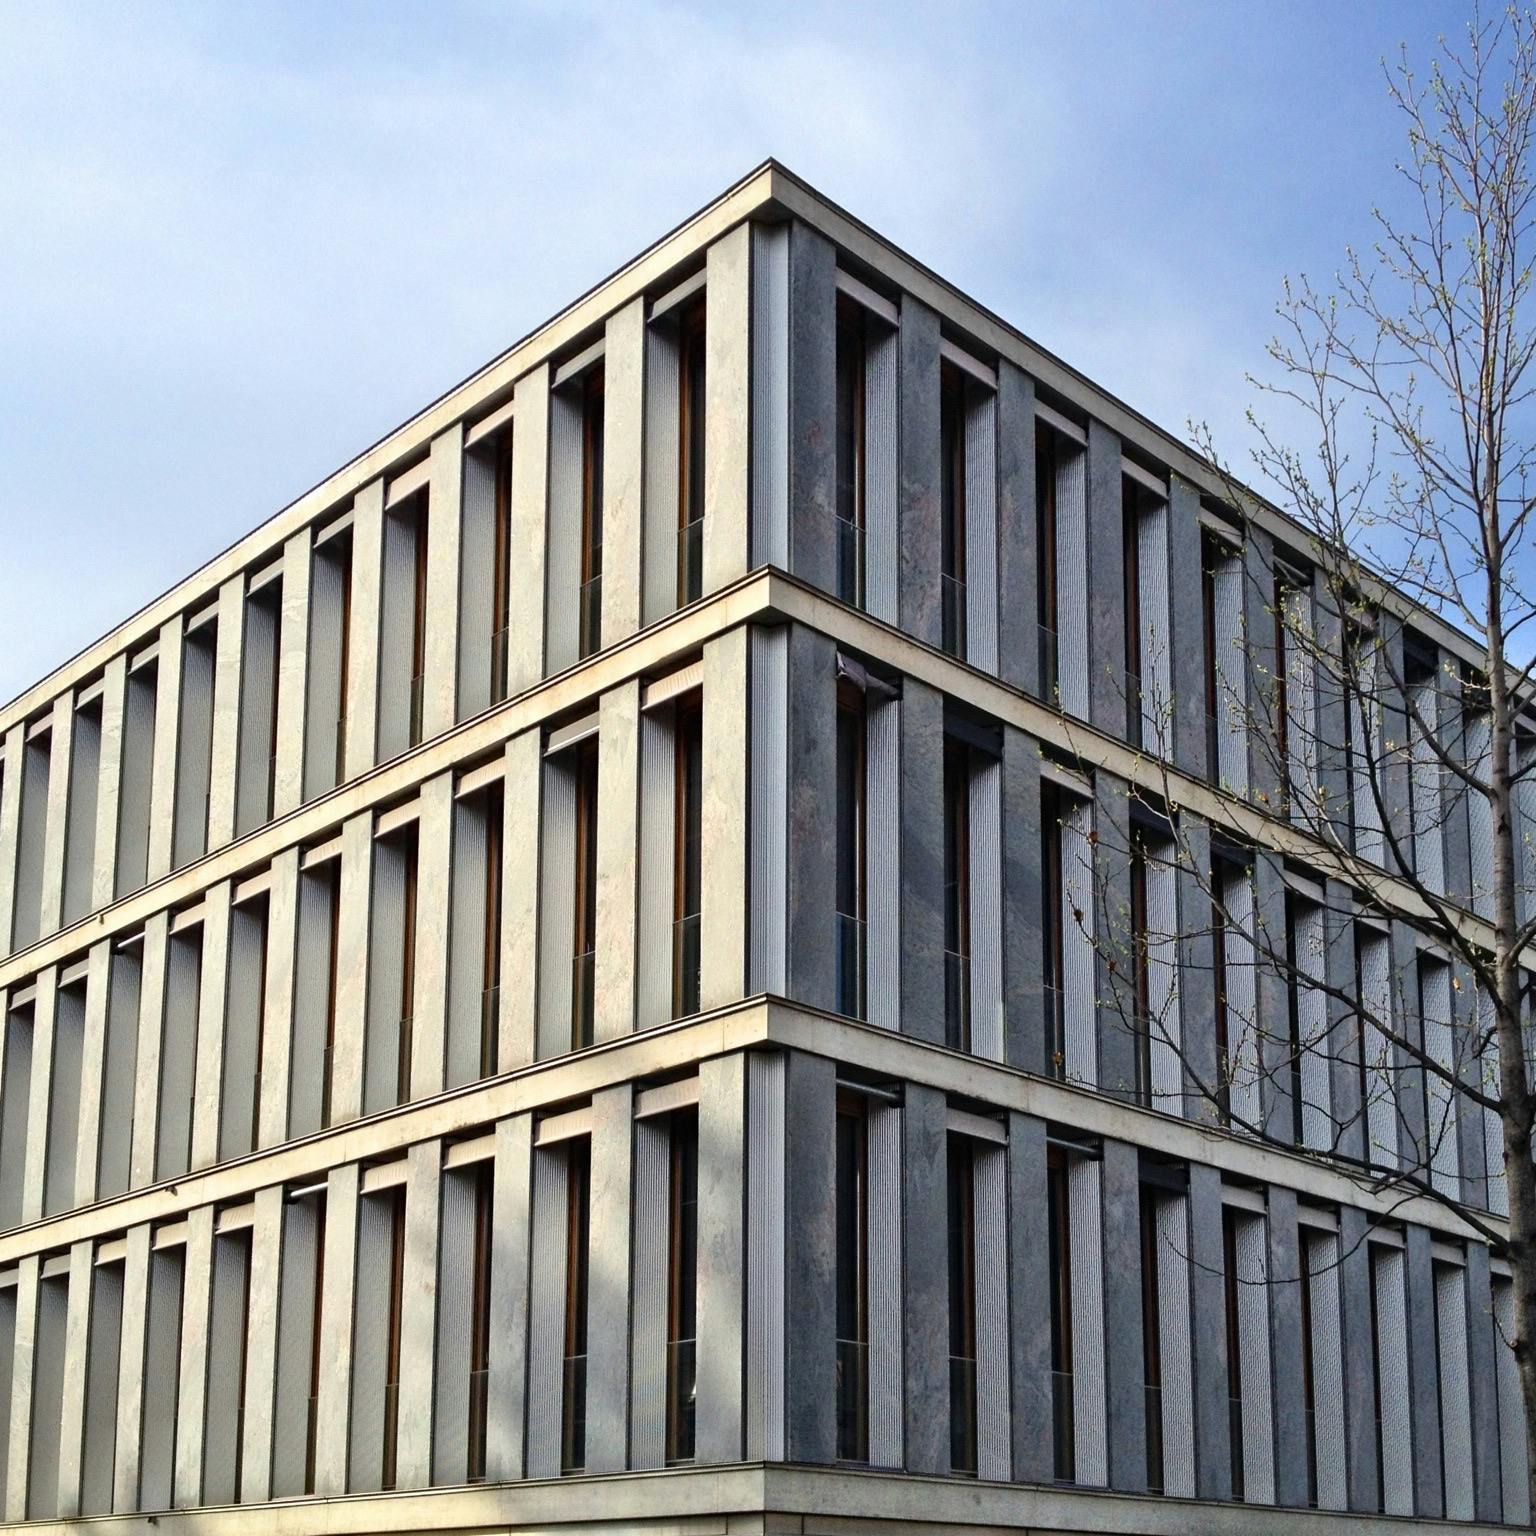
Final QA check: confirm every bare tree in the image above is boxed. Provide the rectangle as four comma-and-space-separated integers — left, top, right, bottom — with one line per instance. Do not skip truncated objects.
1065, 9, 1536, 1519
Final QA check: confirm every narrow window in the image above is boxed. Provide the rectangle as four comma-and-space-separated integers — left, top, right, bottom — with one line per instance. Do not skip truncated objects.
1223, 1208, 1245, 1501
940, 363, 967, 658
835, 1092, 869, 1462
1037, 430, 1060, 696
835, 299, 867, 607
381, 1186, 407, 1489
672, 697, 703, 1018
1041, 781, 1065, 1077
943, 738, 972, 1051
562, 1138, 592, 1473
320, 859, 341, 1130
1274, 573, 1292, 781
572, 739, 599, 1050
1212, 883, 1232, 1124
1140, 1185, 1164, 1494
479, 781, 504, 1077
1047, 1151, 1075, 1480
491, 434, 513, 701
677, 300, 706, 606
665, 1111, 699, 1464
466, 1162, 494, 1482
1285, 891, 1305, 1145
579, 368, 605, 659
947, 1133, 978, 1475
835, 681, 867, 1019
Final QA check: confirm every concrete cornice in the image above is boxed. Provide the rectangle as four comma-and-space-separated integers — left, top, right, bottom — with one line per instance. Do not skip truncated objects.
0, 1456, 1505, 1535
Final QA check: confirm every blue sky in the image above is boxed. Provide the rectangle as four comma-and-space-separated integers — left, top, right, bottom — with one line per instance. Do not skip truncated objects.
0, 0, 1467, 703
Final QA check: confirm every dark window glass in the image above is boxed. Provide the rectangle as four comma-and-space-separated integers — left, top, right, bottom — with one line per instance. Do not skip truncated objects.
1140, 1184, 1164, 1494
572, 739, 599, 1050
1047, 1152, 1074, 1481
1223, 1208, 1245, 1502
943, 738, 971, 1052
940, 364, 967, 657
562, 1139, 592, 1473
835, 302, 867, 607
678, 302, 706, 606
673, 699, 703, 1018
467, 1162, 494, 1481
835, 1095, 869, 1462
947, 1134, 977, 1474
580, 370, 605, 659
835, 682, 867, 1018
666, 1112, 698, 1463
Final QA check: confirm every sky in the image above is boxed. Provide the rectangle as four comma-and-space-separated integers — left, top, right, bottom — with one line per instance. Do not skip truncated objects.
0, 0, 1476, 704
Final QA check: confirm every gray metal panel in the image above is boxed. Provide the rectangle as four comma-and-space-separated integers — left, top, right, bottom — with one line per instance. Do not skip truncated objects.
703, 225, 751, 594
423, 427, 466, 740
395, 1142, 441, 1489
636, 707, 676, 1030
1005, 1114, 1050, 1483
1293, 898, 1332, 1150
1305, 1229, 1348, 1510
155, 928, 202, 1183
1093, 776, 1137, 1102
1436, 1259, 1474, 1520
899, 680, 946, 1045
1176, 818, 1219, 1124
964, 382, 999, 672
536, 751, 576, 1060
995, 361, 1037, 693
784, 1051, 836, 1465
219, 898, 266, 1162
26, 1272, 67, 1519
116, 663, 157, 896
593, 686, 640, 1044
202, 1228, 250, 1506
1211, 545, 1248, 795
506, 369, 549, 694
901, 1083, 949, 1476
303, 532, 346, 801
642, 314, 681, 627
545, 379, 584, 677
348, 1187, 395, 1492
238, 1187, 281, 1503
1462, 1243, 1502, 1522
1060, 793, 1097, 1086
747, 626, 788, 998
272, 531, 310, 818
1154, 1193, 1195, 1498
1404, 1224, 1444, 1516
1100, 1138, 1146, 1493
364, 831, 408, 1114
695, 1052, 745, 1464
1055, 441, 1090, 718
1465, 711, 1495, 916
745, 1051, 786, 1461
863, 318, 900, 626
498, 733, 541, 1073
1067, 1154, 1107, 1486
1222, 863, 1260, 1130
1134, 492, 1171, 748
446, 789, 490, 1089
1168, 477, 1209, 775
784, 627, 838, 1011
1144, 842, 1182, 1112
524, 1142, 569, 1479
1410, 678, 1445, 892
1000, 726, 1043, 1074
288, 863, 333, 1140
487, 1113, 532, 1482
1085, 421, 1126, 741
1231, 1208, 1275, 1503
1494, 1277, 1530, 1523
173, 621, 215, 870
79, 1257, 122, 1516
1265, 1187, 1308, 1508
1358, 927, 1399, 1168
786, 222, 837, 593
628, 1116, 668, 1469
864, 691, 900, 1029
377, 499, 422, 762
585, 1085, 634, 1474
967, 753, 1004, 1061
601, 298, 645, 647
139, 1245, 184, 1511
1420, 960, 1460, 1196
110, 1226, 149, 1514
897, 295, 941, 648
270, 1194, 319, 1498
457, 444, 498, 720
432, 1162, 478, 1486
750, 221, 790, 570
235, 583, 279, 837
1324, 882, 1365, 1164
867, 1100, 904, 1469
1338, 1206, 1381, 1512
1253, 852, 1293, 1143
62, 699, 100, 926
1282, 583, 1319, 825
44, 981, 83, 1218
1373, 1242, 1414, 1515
10, 732, 48, 949
409, 774, 453, 1100
972, 1141, 1010, 1481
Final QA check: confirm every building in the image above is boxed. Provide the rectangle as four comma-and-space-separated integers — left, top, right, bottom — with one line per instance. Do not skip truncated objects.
0, 160, 1525, 1534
